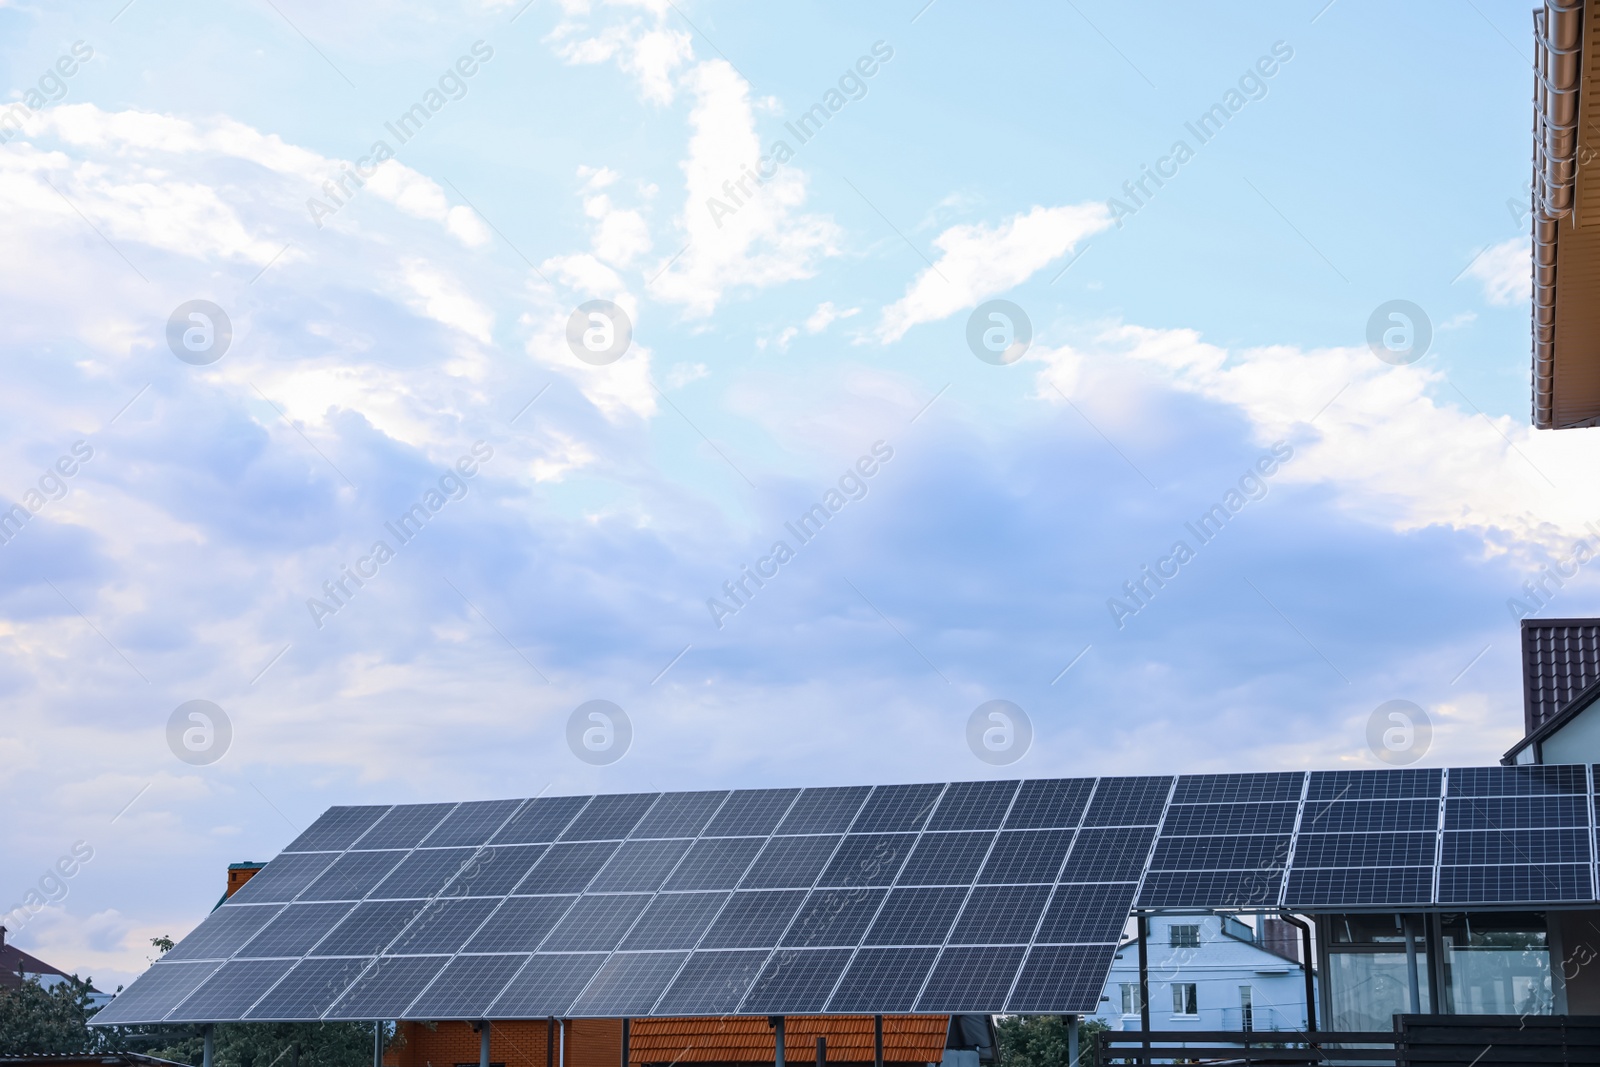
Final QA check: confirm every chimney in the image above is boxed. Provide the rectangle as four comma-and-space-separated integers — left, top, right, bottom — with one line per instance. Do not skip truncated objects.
1, 925, 7, 950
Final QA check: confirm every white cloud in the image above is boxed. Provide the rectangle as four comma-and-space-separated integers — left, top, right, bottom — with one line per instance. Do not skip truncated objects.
647, 60, 840, 317
666, 361, 709, 388
546, 12, 692, 105
878, 202, 1113, 342
1034, 323, 1600, 553
805, 301, 859, 334
1465, 236, 1530, 307
398, 258, 495, 342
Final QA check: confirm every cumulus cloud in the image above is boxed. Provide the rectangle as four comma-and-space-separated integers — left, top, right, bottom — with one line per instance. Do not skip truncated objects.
1465, 236, 1531, 307
877, 202, 1112, 342
647, 59, 841, 317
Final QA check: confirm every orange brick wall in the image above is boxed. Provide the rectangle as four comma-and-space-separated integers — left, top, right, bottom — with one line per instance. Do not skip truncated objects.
388, 1020, 623, 1067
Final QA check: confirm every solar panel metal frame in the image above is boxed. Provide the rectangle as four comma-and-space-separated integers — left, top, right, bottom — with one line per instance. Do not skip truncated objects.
96, 767, 1600, 1024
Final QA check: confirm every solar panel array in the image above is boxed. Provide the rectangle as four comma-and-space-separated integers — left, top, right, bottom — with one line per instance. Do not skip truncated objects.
95, 766, 1599, 1025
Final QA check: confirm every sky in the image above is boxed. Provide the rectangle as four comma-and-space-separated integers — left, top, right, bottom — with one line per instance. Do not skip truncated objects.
0, 0, 1586, 992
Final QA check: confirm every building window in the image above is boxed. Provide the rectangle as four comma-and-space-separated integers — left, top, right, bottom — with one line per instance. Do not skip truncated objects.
1239, 985, 1254, 1032
1170, 924, 1201, 948
1120, 983, 1142, 1015
1172, 983, 1198, 1016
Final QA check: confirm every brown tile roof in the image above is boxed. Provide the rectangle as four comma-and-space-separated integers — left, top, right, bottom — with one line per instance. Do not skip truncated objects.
1522, 618, 1600, 733
628, 1016, 948, 1066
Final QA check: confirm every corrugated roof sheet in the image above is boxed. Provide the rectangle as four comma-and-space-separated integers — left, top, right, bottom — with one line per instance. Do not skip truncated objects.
1522, 619, 1600, 732
628, 1015, 948, 1065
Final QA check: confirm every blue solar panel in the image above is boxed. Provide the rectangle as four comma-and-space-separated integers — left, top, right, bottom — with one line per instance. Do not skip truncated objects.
285, 807, 388, 853
827, 947, 937, 1012
741, 948, 854, 1013
1083, 777, 1172, 826
776, 787, 871, 834
1006, 944, 1116, 1013
99, 768, 1600, 1024
1449, 765, 1588, 797
1173, 773, 1304, 804
1284, 866, 1434, 906
927, 780, 1019, 831
631, 791, 728, 838
1138, 870, 1282, 909
653, 949, 767, 1014
1445, 795, 1590, 830
1005, 778, 1093, 830
1438, 864, 1591, 903
1307, 768, 1441, 801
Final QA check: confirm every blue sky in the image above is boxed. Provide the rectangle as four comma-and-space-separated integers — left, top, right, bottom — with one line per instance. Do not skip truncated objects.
0, 0, 1584, 989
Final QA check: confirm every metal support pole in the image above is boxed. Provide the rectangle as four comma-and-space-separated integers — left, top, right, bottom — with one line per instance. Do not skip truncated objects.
1278, 912, 1318, 1032
771, 1017, 785, 1067
559, 1020, 566, 1067
480, 1022, 490, 1067
622, 1018, 630, 1067
547, 1017, 556, 1067
375, 1022, 385, 1067
1065, 1015, 1078, 1067
1137, 912, 1151, 1057
203, 1024, 214, 1067
873, 1016, 883, 1067
1403, 914, 1422, 1014
815, 1036, 825, 1067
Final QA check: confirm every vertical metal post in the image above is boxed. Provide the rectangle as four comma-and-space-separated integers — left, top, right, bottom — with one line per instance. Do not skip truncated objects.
1065, 1015, 1078, 1067
815, 1036, 825, 1067
376, 1022, 385, 1067
547, 1017, 556, 1067
480, 1022, 490, 1067
622, 1018, 631, 1067
559, 1020, 566, 1067
1403, 914, 1422, 1014
773, 1017, 786, 1067
1137, 912, 1151, 1060
203, 1024, 214, 1067
873, 1015, 883, 1067
293, 1044, 300, 1067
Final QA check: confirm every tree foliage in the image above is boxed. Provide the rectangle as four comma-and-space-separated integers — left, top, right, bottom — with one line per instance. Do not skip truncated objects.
995, 1015, 1110, 1067
0, 975, 109, 1054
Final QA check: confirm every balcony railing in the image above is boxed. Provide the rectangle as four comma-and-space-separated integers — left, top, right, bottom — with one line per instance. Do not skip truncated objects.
1221, 1005, 1293, 1031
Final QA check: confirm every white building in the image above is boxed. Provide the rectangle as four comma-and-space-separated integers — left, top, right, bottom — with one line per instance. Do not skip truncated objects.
1091, 914, 1315, 1034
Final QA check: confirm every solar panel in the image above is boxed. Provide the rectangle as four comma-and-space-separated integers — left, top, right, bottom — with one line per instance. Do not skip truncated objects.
245, 957, 369, 1020
1005, 779, 1093, 829
741, 835, 842, 889
863, 886, 968, 945
1438, 864, 1592, 903
1448, 765, 1588, 797
312, 900, 426, 956
776, 787, 871, 834
569, 951, 688, 1014
741, 948, 853, 1012
284, 806, 388, 853
357, 804, 455, 850
464, 895, 576, 952
561, 794, 658, 841
326, 957, 448, 1020
1006, 944, 1115, 1013
699, 890, 806, 948
915, 945, 1026, 1012
491, 796, 588, 845
927, 780, 1019, 831
630, 791, 728, 838
782, 889, 885, 947
100, 768, 1600, 1024
705, 790, 800, 836
407, 954, 530, 1018
163, 905, 280, 962
421, 799, 524, 847
665, 838, 764, 891
1306, 768, 1441, 800
654, 949, 767, 1014
827, 946, 936, 1012
1172, 773, 1304, 804
621, 893, 730, 950
1445, 795, 1590, 829
168, 959, 294, 1021
488, 953, 605, 1016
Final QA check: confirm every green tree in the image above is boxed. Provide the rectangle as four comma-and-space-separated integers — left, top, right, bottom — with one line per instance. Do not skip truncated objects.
0, 975, 108, 1054
995, 1015, 1110, 1067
